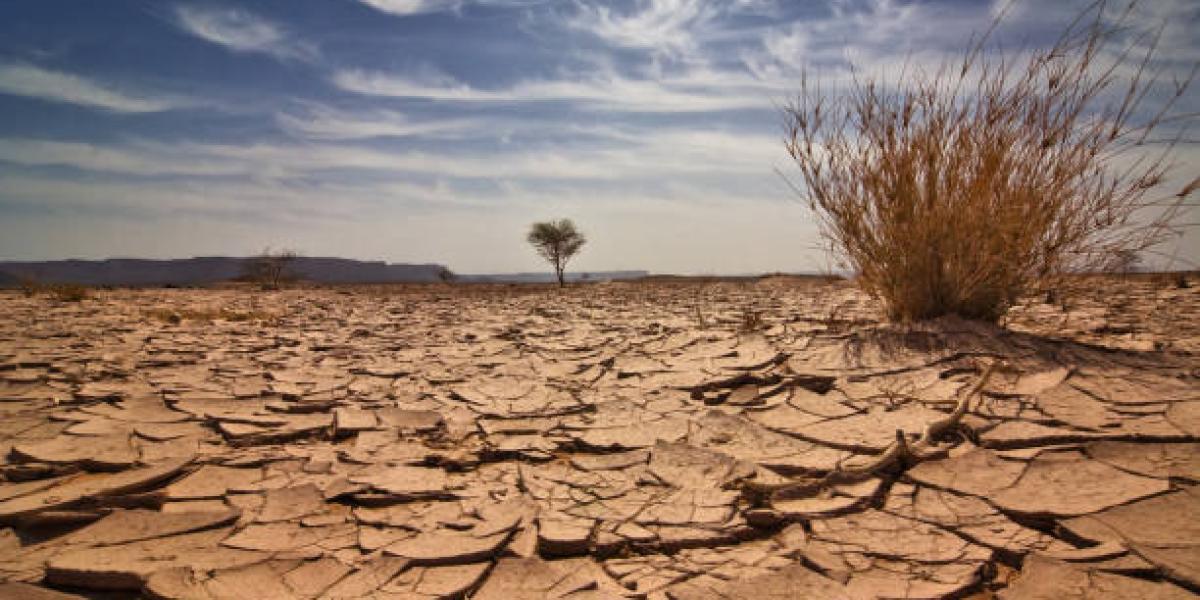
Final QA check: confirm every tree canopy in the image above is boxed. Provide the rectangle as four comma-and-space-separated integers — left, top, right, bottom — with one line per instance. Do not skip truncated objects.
527, 219, 586, 287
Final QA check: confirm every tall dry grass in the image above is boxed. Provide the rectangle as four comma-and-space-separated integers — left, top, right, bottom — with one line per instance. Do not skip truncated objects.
783, 2, 1196, 322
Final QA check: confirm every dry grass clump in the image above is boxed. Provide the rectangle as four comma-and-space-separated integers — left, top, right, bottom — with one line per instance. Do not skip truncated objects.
144, 307, 279, 325
47, 283, 91, 302
17, 277, 40, 298
1158, 271, 1194, 289
10, 278, 92, 302
738, 306, 765, 332
784, 2, 1195, 322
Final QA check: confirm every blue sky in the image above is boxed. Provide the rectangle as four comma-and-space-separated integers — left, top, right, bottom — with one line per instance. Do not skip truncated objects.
0, 0, 1196, 274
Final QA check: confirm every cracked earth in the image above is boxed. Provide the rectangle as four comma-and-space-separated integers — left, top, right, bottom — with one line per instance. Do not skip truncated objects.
0, 276, 1197, 599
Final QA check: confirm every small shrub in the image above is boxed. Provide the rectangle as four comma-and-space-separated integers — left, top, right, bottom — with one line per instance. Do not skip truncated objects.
17, 277, 39, 297
783, 3, 1194, 322
144, 307, 279, 325
739, 307, 764, 332
243, 248, 298, 290
48, 283, 90, 302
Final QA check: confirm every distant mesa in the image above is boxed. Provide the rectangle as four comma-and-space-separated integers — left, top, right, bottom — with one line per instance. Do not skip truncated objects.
0, 258, 650, 287
0, 257, 447, 287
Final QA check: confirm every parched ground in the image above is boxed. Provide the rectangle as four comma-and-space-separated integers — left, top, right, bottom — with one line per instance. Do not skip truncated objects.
0, 276, 1197, 599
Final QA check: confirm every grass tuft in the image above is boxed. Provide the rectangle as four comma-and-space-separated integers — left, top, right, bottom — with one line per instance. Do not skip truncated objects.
47, 283, 91, 302
144, 307, 280, 325
783, 2, 1195, 322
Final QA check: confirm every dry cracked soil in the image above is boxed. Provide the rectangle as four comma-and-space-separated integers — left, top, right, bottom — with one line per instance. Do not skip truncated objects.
0, 275, 1197, 599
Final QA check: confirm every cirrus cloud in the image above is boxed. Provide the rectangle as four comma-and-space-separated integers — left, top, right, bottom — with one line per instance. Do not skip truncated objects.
0, 62, 184, 113
173, 4, 317, 62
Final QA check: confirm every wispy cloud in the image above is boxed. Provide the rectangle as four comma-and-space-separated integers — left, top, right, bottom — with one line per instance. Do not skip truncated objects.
740, 0, 975, 84
566, 0, 778, 60
356, 0, 547, 17
0, 124, 785, 183
568, 0, 720, 56
358, 0, 462, 17
331, 66, 779, 112
173, 5, 316, 62
275, 104, 478, 141
0, 138, 237, 177
0, 63, 182, 113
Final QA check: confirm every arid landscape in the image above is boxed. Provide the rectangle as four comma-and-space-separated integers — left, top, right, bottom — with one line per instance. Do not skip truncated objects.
0, 276, 1197, 599
2, 0, 1199, 596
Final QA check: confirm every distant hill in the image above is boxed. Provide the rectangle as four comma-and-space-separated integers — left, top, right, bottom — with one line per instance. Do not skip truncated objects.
460, 271, 648, 283
0, 257, 447, 286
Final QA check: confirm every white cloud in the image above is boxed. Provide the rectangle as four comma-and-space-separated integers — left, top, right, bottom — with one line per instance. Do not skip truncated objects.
0, 138, 238, 176
0, 122, 786, 185
275, 104, 478, 140
358, 0, 462, 16
181, 140, 611, 180
173, 5, 316, 61
568, 0, 719, 56
577, 125, 784, 172
0, 63, 181, 113
182, 133, 782, 181
0, 173, 395, 223
567, 0, 779, 60
331, 66, 780, 112
742, 0, 969, 84
357, 0, 549, 17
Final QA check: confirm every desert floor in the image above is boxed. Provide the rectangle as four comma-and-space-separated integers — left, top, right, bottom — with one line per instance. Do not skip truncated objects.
0, 276, 1197, 599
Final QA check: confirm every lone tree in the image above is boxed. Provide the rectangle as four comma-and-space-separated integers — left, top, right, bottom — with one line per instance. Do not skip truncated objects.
243, 248, 298, 290
527, 219, 586, 287
783, 2, 1195, 322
